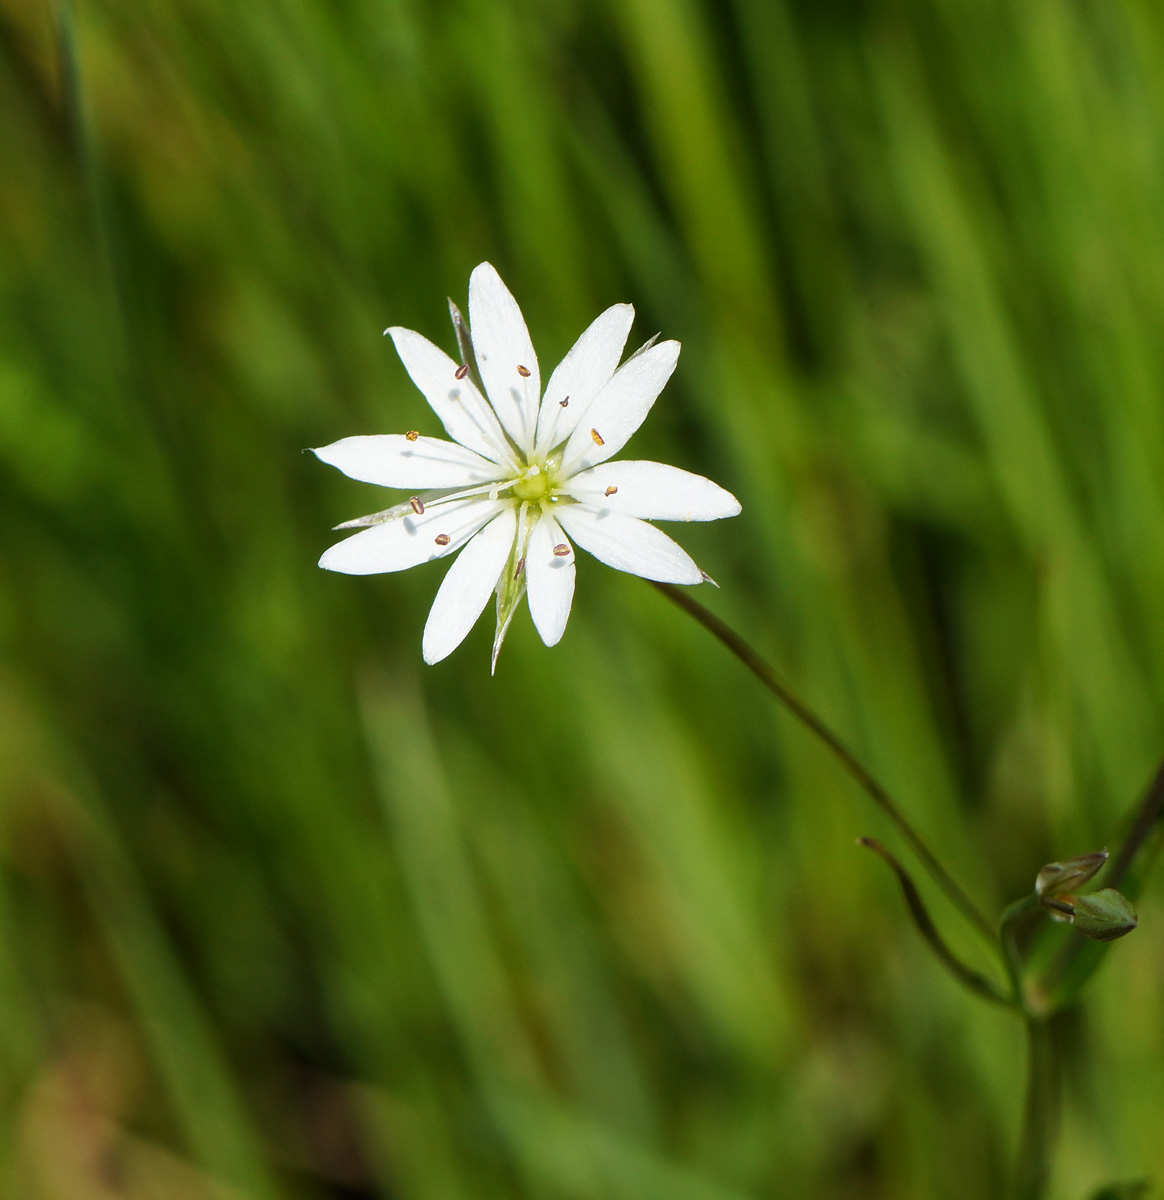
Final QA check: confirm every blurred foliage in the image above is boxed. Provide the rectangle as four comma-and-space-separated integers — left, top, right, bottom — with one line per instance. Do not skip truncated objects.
2, 0, 1164, 1196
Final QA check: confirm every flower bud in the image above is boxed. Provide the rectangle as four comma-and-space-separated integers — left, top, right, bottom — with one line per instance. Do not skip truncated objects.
1072, 888, 1138, 942
1035, 849, 1108, 898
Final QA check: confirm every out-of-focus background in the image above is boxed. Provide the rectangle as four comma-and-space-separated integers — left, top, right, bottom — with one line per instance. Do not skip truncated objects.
3, 0, 1164, 1196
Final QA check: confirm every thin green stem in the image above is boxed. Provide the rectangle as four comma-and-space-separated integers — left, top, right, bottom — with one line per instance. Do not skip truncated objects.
653, 582, 995, 945
861, 838, 1013, 1006
1010, 1016, 1057, 1200
999, 894, 1039, 1009
1105, 756, 1164, 891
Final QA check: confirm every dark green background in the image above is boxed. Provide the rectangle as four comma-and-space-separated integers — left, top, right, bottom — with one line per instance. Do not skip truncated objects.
3, 0, 1164, 1196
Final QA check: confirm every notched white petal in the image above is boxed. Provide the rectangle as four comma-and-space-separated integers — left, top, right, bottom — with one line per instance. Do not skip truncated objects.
313, 435, 503, 490
560, 339, 680, 473
564, 460, 741, 522
525, 513, 575, 647
319, 499, 503, 575
386, 326, 514, 467
422, 508, 518, 664
468, 262, 540, 454
535, 303, 634, 452
555, 505, 703, 585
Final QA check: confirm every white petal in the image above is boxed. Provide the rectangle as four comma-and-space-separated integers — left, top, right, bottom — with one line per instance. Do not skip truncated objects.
319, 498, 504, 575
386, 327, 515, 467
422, 508, 517, 664
564, 460, 741, 522
313, 435, 503, 490
468, 262, 540, 453
525, 512, 576, 647
555, 505, 703, 584
534, 303, 634, 452
560, 340, 680, 473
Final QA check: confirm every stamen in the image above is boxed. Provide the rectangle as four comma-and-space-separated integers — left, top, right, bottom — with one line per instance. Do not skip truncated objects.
514, 556, 525, 579
559, 396, 569, 408
434, 533, 451, 546
605, 485, 618, 496
553, 543, 570, 557
455, 364, 469, 380
517, 364, 531, 378
405, 430, 419, 441
590, 428, 604, 446
423, 479, 514, 509
337, 479, 510, 530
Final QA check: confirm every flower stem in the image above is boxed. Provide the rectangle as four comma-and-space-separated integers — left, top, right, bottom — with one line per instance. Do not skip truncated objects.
1105, 755, 1164, 891
652, 582, 995, 945
861, 837, 1014, 1005
999, 894, 1039, 1007
1010, 1016, 1058, 1200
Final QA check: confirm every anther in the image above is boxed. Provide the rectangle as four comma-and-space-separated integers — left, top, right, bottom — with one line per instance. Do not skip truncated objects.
590, 428, 605, 446
455, 364, 469, 380
434, 533, 451, 546
514, 556, 525, 579
410, 496, 424, 515
553, 543, 570, 557
405, 430, 419, 441
559, 396, 570, 408
605, 485, 618, 496
517, 364, 531, 378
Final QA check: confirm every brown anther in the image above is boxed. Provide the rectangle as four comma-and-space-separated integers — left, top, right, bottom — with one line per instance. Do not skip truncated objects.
434, 533, 451, 546
405, 430, 419, 441
590, 428, 605, 446
455, 364, 469, 380
514, 556, 525, 579
517, 364, 531, 377
559, 396, 570, 407
605, 485, 618, 496
409, 496, 424, 515
553, 543, 570, 557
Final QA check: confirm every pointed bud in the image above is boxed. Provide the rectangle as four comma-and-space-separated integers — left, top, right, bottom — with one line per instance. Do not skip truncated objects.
1035, 849, 1108, 898
1072, 888, 1138, 942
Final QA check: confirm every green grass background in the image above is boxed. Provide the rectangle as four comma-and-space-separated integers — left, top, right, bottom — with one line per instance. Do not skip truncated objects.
3, 0, 1164, 1196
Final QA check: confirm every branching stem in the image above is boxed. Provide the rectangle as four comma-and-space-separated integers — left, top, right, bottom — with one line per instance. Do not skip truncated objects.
653, 582, 995, 944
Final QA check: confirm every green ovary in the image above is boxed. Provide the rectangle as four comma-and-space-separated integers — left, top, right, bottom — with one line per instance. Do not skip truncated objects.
512, 466, 550, 502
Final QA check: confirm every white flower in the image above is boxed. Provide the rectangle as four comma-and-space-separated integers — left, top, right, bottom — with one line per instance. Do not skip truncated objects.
314, 262, 740, 670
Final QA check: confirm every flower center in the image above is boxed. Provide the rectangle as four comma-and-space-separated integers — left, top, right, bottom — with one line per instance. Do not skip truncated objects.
512, 464, 550, 502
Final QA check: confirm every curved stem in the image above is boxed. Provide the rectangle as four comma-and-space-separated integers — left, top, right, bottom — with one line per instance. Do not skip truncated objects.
861, 838, 1013, 1005
653, 582, 995, 944
999, 894, 1039, 1009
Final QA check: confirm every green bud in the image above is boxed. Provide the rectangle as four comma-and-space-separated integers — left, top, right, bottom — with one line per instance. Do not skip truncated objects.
1035, 849, 1108, 898
1072, 888, 1138, 942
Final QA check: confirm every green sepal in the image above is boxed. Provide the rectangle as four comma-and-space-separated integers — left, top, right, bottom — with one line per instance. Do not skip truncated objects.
1036, 849, 1108, 899
447, 298, 486, 396
491, 535, 528, 675
1072, 889, 1138, 942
